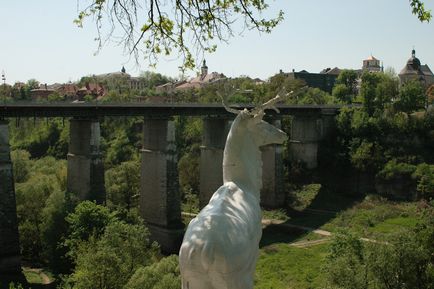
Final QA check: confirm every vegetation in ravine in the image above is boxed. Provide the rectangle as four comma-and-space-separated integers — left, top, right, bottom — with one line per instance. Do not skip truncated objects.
5, 69, 434, 288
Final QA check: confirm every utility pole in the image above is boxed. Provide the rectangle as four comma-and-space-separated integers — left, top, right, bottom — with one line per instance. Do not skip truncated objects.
1, 70, 6, 103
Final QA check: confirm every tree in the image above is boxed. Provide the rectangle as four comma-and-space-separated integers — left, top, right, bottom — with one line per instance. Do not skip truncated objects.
359, 72, 396, 116
395, 80, 426, 113
427, 84, 434, 105
75, 0, 283, 70
66, 220, 159, 289
10, 149, 31, 183
333, 69, 359, 103
125, 255, 181, 289
76, 1, 431, 70
325, 212, 434, 289
105, 160, 141, 211
64, 201, 115, 258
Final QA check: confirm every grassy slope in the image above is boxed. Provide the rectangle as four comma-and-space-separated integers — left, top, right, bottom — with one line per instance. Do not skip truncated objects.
256, 243, 329, 289
254, 187, 425, 289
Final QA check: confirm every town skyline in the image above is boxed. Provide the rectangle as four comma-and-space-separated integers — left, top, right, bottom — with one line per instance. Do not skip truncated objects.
1, 0, 434, 85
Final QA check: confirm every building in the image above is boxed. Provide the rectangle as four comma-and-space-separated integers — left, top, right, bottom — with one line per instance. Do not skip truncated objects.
93, 67, 148, 91
399, 49, 434, 87
362, 55, 383, 72
77, 83, 106, 100
30, 84, 56, 100
174, 60, 226, 91
282, 69, 339, 93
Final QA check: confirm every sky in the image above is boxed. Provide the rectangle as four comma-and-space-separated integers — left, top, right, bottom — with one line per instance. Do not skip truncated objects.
1, 0, 434, 84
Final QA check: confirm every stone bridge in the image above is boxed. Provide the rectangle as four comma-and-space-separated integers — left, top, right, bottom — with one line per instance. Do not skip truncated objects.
0, 102, 341, 274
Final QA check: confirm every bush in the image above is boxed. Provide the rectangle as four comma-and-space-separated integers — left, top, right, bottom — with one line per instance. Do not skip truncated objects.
66, 220, 159, 289
378, 159, 417, 180
413, 163, 434, 199
10, 149, 31, 183
125, 255, 181, 289
325, 208, 434, 289
64, 201, 115, 258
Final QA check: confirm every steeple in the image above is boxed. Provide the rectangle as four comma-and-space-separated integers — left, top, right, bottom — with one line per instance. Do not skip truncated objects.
412, 49, 416, 58
121, 66, 126, 73
201, 60, 208, 79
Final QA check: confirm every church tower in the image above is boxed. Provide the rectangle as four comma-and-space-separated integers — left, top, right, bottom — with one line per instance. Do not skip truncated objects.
201, 60, 208, 79
362, 55, 382, 72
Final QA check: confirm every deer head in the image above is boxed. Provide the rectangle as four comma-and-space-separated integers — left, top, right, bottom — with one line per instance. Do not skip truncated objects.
220, 92, 290, 147
219, 93, 290, 193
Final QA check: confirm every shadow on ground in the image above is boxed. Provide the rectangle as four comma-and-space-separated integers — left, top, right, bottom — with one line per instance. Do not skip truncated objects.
260, 187, 365, 248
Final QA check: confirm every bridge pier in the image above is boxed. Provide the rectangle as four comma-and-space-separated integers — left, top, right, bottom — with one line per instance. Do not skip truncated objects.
290, 111, 336, 169
290, 114, 321, 169
67, 118, 105, 203
199, 118, 229, 208
0, 120, 22, 278
261, 120, 285, 208
140, 118, 184, 254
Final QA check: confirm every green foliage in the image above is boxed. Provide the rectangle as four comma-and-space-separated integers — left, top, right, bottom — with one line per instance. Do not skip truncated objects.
325, 231, 368, 289
105, 160, 140, 211
175, 116, 202, 195
410, 0, 432, 22
359, 72, 397, 116
10, 118, 69, 159
47, 92, 64, 102
412, 163, 434, 199
289, 183, 322, 211
10, 149, 31, 183
378, 159, 417, 180
297, 87, 337, 105
40, 190, 69, 271
395, 80, 426, 113
332, 83, 353, 103
139, 71, 173, 88
333, 69, 358, 103
181, 189, 199, 214
76, 0, 283, 70
64, 201, 115, 258
66, 220, 159, 289
261, 209, 289, 221
105, 129, 137, 167
255, 243, 328, 289
178, 150, 200, 194
325, 207, 434, 289
15, 157, 66, 261
350, 140, 383, 172
8, 283, 24, 289
368, 231, 434, 289
125, 255, 181, 289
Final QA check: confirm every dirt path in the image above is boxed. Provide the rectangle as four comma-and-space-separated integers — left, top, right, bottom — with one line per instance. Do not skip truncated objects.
289, 238, 330, 248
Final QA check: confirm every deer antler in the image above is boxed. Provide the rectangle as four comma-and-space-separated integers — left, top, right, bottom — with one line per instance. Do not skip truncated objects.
217, 91, 241, 115
250, 91, 293, 116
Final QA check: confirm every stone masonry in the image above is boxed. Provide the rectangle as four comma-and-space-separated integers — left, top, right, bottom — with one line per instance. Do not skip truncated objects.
260, 120, 285, 208
199, 118, 230, 208
67, 118, 105, 203
0, 120, 21, 275
140, 118, 184, 253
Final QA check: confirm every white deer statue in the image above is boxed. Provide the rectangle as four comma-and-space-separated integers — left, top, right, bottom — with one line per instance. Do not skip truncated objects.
179, 93, 289, 289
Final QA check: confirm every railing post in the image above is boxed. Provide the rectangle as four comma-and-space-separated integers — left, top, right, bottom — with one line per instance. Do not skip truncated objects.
140, 117, 184, 253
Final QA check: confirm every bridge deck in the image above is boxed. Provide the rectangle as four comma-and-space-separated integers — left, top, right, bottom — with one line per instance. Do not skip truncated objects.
0, 103, 341, 118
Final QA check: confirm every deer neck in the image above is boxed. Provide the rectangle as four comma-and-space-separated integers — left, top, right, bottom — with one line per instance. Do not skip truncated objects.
222, 128, 262, 200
